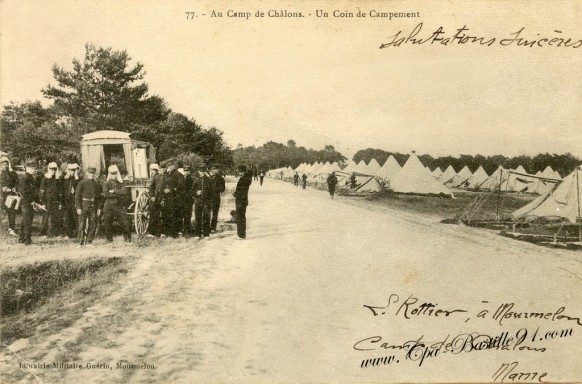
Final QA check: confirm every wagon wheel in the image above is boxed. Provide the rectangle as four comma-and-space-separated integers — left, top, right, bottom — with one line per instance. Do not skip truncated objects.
134, 191, 150, 235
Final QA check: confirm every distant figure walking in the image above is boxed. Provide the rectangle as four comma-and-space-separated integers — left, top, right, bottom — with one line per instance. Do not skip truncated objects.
301, 173, 307, 189
327, 172, 338, 199
253, 168, 258, 181
259, 170, 265, 186
293, 172, 299, 187
234, 168, 253, 239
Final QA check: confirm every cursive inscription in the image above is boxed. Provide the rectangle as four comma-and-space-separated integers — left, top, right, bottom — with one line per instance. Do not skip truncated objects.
493, 361, 548, 383
380, 23, 582, 49
363, 294, 468, 319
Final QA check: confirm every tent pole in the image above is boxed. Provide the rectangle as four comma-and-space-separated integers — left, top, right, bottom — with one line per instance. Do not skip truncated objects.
495, 169, 503, 222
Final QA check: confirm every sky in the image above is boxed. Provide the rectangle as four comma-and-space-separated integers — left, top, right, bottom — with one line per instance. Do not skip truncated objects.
1, 0, 581, 159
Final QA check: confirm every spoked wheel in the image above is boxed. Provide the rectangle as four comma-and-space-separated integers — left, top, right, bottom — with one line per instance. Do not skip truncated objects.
134, 191, 150, 235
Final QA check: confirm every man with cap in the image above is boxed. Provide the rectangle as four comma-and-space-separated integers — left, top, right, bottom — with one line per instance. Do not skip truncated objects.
75, 166, 102, 245
0, 157, 20, 236
146, 163, 162, 238
19, 161, 38, 245
180, 164, 194, 236
209, 167, 225, 233
233, 166, 253, 239
102, 164, 132, 243
62, 163, 80, 239
39, 161, 63, 238
192, 167, 212, 239
156, 160, 184, 237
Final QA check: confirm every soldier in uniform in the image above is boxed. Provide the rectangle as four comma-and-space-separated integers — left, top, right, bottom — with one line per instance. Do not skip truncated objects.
156, 161, 183, 238
259, 170, 265, 186
75, 167, 102, 246
0, 157, 19, 236
102, 165, 132, 243
209, 168, 225, 233
233, 167, 253, 239
301, 173, 307, 189
327, 171, 338, 199
192, 168, 212, 240
293, 172, 300, 186
62, 163, 80, 239
19, 161, 38, 245
181, 164, 194, 236
39, 162, 63, 238
146, 163, 161, 238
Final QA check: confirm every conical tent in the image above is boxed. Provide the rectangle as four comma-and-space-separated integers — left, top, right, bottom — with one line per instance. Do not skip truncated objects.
431, 167, 443, 179
514, 165, 528, 174
355, 160, 368, 174
342, 160, 358, 174
512, 166, 582, 223
481, 166, 509, 191
390, 153, 454, 197
466, 166, 489, 189
378, 156, 401, 181
440, 165, 457, 184
506, 167, 535, 192
451, 166, 473, 188
337, 171, 381, 192
366, 158, 382, 176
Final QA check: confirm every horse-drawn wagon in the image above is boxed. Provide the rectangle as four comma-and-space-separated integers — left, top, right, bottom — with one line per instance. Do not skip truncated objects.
80, 130, 156, 235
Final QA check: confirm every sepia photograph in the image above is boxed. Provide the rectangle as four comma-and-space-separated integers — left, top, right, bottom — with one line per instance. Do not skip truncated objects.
1, 0, 581, 383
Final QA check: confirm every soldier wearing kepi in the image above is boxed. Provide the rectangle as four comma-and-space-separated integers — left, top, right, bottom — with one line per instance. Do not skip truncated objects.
157, 160, 183, 238
75, 167, 102, 246
209, 167, 225, 233
192, 168, 212, 240
39, 162, 63, 238
233, 167, 253, 240
19, 161, 38, 245
0, 157, 20, 236
62, 163, 80, 239
146, 163, 161, 238
181, 164, 194, 236
102, 165, 132, 243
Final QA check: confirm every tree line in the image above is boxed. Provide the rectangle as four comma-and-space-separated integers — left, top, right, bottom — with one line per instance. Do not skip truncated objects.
0, 43, 233, 169
233, 140, 346, 171
353, 148, 580, 178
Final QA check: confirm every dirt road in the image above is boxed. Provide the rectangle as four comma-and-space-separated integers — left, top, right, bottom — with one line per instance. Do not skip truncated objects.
2, 179, 581, 383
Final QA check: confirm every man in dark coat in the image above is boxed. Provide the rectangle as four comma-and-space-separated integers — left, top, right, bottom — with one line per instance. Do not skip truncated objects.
61, 163, 80, 239
156, 160, 183, 237
209, 168, 225, 233
293, 172, 299, 186
301, 173, 307, 189
102, 165, 132, 243
0, 157, 19, 236
75, 167, 102, 245
19, 161, 38, 245
233, 168, 252, 239
181, 164, 194, 236
259, 170, 265, 186
39, 162, 63, 238
192, 168, 212, 239
146, 163, 161, 238
327, 171, 338, 199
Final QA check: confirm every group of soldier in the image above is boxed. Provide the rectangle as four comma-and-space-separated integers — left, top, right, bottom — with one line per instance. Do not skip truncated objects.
291, 171, 338, 197
0, 156, 227, 245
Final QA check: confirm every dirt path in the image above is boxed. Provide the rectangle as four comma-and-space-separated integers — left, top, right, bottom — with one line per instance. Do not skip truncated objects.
2, 179, 581, 383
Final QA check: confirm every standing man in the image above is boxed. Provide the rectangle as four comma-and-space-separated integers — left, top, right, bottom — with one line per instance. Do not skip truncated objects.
209, 167, 225, 233
192, 168, 212, 240
181, 164, 194, 236
301, 173, 307, 189
157, 160, 183, 238
233, 167, 252, 240
327, 171, 338, 199
39, 162, 63, 238
146, 163, 161, 238
293, 172, 299, 187
75, 167, 102, 246
62, 163, 80, 239
19, 161, 38, 245
0, 157, 19, 236
102, 165, 132, 243
253, 168, 258, 181
259, 170, 265, 186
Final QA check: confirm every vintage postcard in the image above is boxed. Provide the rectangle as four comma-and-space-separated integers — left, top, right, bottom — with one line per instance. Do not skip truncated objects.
1, 0, 581, 383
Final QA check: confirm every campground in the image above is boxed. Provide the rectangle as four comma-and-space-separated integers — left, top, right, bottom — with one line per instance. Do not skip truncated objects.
1, 178, 581, 383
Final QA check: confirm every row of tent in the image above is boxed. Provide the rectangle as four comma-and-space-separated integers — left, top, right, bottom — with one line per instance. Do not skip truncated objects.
271, 157, 582, 224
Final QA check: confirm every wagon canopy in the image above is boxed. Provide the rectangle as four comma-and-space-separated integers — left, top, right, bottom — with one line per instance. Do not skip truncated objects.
80, 130, 156, 178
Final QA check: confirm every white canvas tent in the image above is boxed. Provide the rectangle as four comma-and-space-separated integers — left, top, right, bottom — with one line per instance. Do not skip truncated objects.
341, 160, 358, 174
336, 171, 381, 193
451, 166, 473, 188
390, 153, 454, 197
512, 165, 582, 223
366, 158, 382, 176
440, 165, 457, 184
466, 166, 489, 190
378, 155, 402, 182
431, 167, 443, 179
